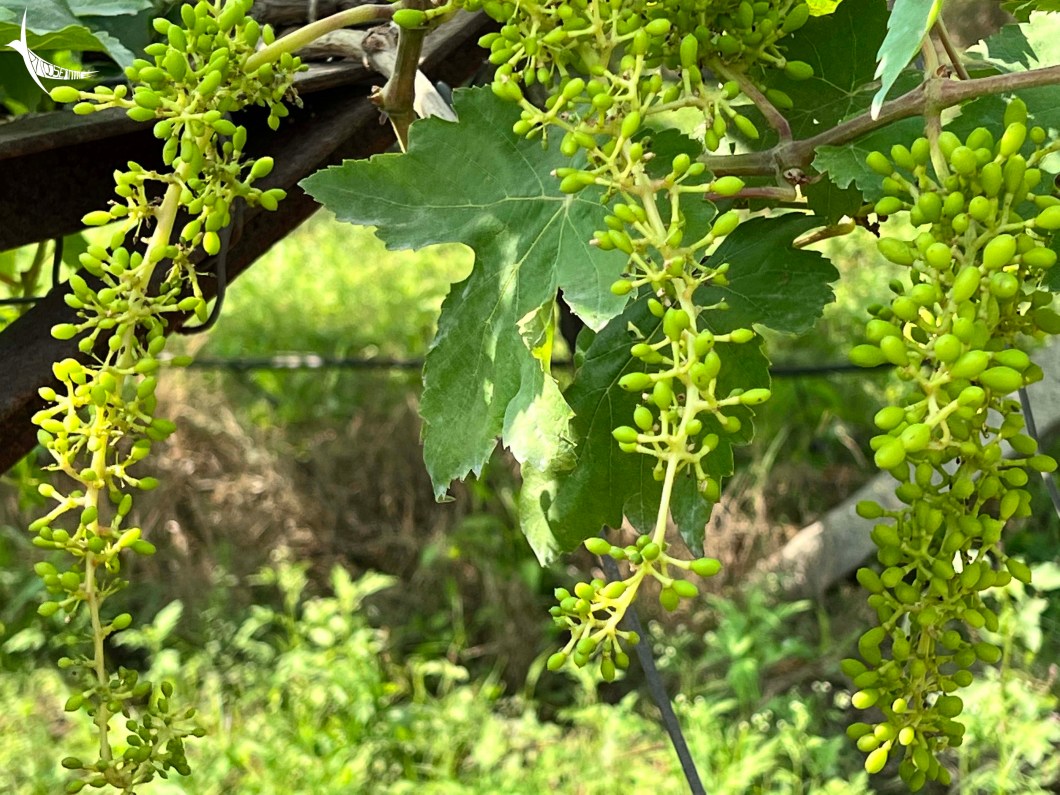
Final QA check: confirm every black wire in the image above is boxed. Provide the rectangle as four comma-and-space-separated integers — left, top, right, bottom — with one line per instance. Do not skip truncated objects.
169, 355, 891, 376
0, 296, 41, 306
177, 199, 240, 336
51, 237, 64, 289
598, 545, 707, 795
1018, 386, 1060, 519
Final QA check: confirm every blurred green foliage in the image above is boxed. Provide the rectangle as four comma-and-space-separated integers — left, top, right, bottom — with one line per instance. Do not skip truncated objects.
2, 560, 1057, 793
172, 212, 472, 424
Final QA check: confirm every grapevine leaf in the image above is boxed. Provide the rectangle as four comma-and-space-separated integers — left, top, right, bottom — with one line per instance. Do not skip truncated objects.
871, 0, 942, 118
812, 117, 924, 200
694, 215, 839, 334
804, 177, 865, 224
547, 297, 769, 552
767, 0, 891, 138
301, 88, 627, 502
68, 1, 152, 16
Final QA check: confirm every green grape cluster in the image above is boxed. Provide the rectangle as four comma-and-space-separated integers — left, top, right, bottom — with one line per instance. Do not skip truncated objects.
36, 1, 301, 790
424, 0, 816, 672
846, 99, 1060, 789
548, 535, 722, 678
451, 0, 812, 150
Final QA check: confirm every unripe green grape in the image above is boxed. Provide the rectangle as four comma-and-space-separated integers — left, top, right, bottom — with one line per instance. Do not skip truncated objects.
633, 405, 654, 431
690, 557, 721, 577
712, 176, 745, 196
612, 426, 639, 444
948, 145, 977, 176
729, 328, 755, 344
851, 344, 887, 367
619, 372, 652, 391
777, 57, 813, 80
733, 114, 759, 140
989, 271, 1019, 299
1022, 245, 1057, 269
982, 234, 1017, 270
652, 379, 673, 409
874, 197, 903, 216
672, 579, 698, 598
663, 308, 690, 340
937, 130, 962, 160
877, 238, 914, 265
659, 587, 679, 611
739, 387, 771, 406
584, 537, 611, 556
679, 33, 698, 69
993, 348, 1030, 371
50, 86, 82, 104
899, 423, 930, 452
873, 407, 907, 432
878, 335, 908, 366
866, 151, 892, 177
611, 279, 633, 296
1003, 154, 1027, 195
874, 439, 906, 470
979, 366, 1022, 393
393, 8, 428, 28
856, 567, 883, 593
1035, 205, 1060, 230
998, 122, 1027, 158
950, 266, 981, 303
547, 651, 568, 671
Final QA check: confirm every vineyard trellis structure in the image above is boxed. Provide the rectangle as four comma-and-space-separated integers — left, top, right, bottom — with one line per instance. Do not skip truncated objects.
0, 9, 491, 474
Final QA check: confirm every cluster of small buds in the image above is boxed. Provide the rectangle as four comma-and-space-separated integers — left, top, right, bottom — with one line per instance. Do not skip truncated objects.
548, 533, 722, 678
34, 1, 303, 790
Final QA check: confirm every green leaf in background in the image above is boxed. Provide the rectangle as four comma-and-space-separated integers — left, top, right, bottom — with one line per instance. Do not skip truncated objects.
0, 0, 139, 69
808, 0, 844, 13
695, 215, 839, 335
1002, 0, 1060, 21
871, 0, 942, 118
68, 0, 152, 16
767, 0, 890, 139
547, 294, 771, 554
301, 88, 627, 505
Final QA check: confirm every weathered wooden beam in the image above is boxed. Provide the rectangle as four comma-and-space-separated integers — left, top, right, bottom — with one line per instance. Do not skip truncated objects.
0, 13, 491, 474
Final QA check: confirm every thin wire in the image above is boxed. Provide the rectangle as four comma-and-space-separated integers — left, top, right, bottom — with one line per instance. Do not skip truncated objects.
1018, 387, 1060, 519
51, 237, 64, 288
161, 354, 891, 377
598, 546, 707, 795
177, 199, 239, 335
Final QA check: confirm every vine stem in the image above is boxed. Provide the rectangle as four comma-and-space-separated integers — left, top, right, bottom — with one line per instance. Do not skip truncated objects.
373, 2, 429, 150
701, 64, 1060, 177
921, 36, 950, 183
244, 3, 397, 72
709, 58, 792, 144
934, 18, 970, 81
598, 548, 707, 795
